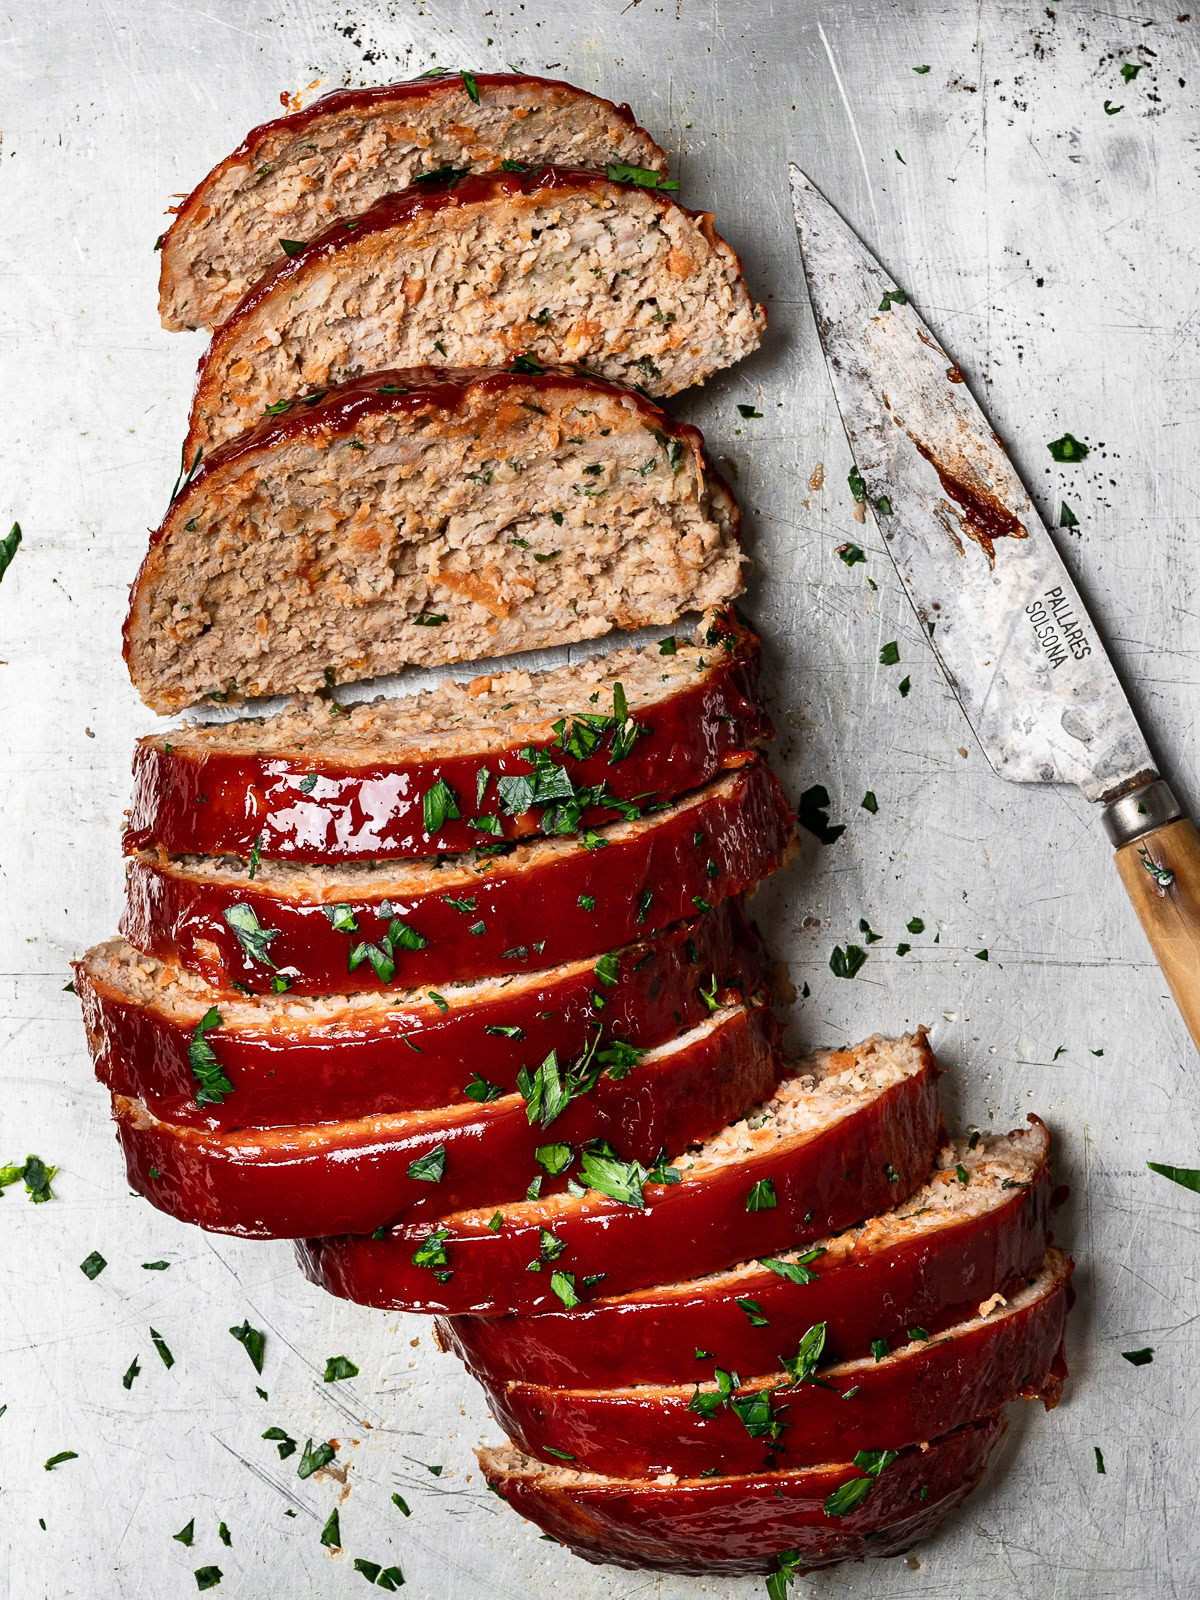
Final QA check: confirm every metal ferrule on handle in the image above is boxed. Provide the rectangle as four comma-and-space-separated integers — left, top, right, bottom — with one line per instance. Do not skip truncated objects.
1101, 779, 1182, 848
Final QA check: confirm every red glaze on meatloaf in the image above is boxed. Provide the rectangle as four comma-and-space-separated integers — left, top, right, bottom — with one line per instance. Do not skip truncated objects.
111, 999, 780, 1238
120, 761, 795, 996
439, 1118, 1055, 1388
78, 901, 764, 1129
477, 1415, 1007, 1576
296, 1032, 944, 1315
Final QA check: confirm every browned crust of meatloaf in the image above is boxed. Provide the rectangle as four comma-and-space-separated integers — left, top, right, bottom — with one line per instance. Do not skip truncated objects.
158, 72, 667, 331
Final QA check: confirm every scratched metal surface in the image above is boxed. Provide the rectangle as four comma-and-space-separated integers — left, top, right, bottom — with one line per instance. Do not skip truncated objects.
2, 2, 1198, 1596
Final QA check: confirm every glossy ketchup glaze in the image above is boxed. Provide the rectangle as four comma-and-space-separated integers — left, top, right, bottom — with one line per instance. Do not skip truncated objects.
112, 999, 780, 1239
120, 760, 795, 996
81, 901, 765, 1129
296, 1044, 944, 1315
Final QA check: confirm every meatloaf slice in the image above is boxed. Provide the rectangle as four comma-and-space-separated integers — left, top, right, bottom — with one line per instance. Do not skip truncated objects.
158, 74, 668, 331
120, 761, 795, 996
111, 998, 780, 1239
477, 1415, 1007, 1576
183, 167, 765, 459
440, 1119, 1055, 1388
77, 900, 764, 1129
129, 369, 743, 712
125, 603, 768, 857
482, 1249, 1070, 1477
295, 1031, 944, 1315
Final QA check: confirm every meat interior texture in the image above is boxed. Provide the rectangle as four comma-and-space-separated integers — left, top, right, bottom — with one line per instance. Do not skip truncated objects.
185, 174, 765, 460
130, 381, 742, 710
139, 606, 741, 764
159, 75, 668, 331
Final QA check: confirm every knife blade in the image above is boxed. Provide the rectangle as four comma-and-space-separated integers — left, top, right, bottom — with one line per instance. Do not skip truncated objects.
789, 162, 1200, 1048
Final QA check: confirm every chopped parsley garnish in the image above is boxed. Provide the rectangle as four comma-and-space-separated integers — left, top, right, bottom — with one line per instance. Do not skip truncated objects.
222, 903, 279, 969
194, 1568, 222, 1591
121, 1355, 141, 1390
44, 1451, 78, 1471
142, 1260, 169, 1271
262, 1426, 297, 1459
296, 1438, 336, 1480
906, 916, 925, 934
464, 1073, 504, 1102
797, 784, 845, 846
461, 70, 479, 102
1048, 432, 1089, 462
579, 1148, 650, 1207
0, 1153, 56, 1203
407, 1145, 447, 1183
278, 238, 307, 256
411, 1228, 451, 1270
836, 542, 866, 566
758, 1247, 825, 1285
781, 1321, 827, 1384
150, 1328, 174, 1368
320, 1507, 341, 1548
823, 1449, 897, 1517
189, 1006, 233, 1106
1060, 501, 1079, 527
1095, 1445, 1106, 1474
848, 466, 867, 504
0, 523, 21, 584
861, 790, 878, 813
391, 1493, 411, 1516
975, 948, 989, 961
174, 1519, 196, 1545
550, 1270, 580, 1309
737, 404, 763, 418
878, 287, 907, 311
323, 1355, 360, 1381
605, 161, 679, 190
413, 611, 448, 626
325, 903, 357, 933
878, 640, 900, 666
859, 918, 882, 945
80, 1250, 107, 1279
228, 1319, 265, 1373
1122, 1347, 1154, 1365
414, 164, 470, 187
746, 1177, 777, 1212
736, 1297, 769, 1327
1147, 1162, 1200, 1193
423, 776, 461, 833
830, 943, 868, 979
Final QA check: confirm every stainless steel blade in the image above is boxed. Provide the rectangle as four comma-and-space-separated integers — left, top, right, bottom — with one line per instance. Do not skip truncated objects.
788, 164, 1155, 803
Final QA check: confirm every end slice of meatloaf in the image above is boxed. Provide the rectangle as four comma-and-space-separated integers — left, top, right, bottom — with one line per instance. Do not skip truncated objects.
439, 1118, 1055, 1388
129, 369, 743, 712
77, 900, 765, 1129
111, 998, 781, 1239
182, 167, 765, 459
295, 1031, 945, 1315
477, 1415, 1007, 1576
119, 760, 795, 996
481, 1249, 1070, 1478
158, 74, 668, 331
125, 603, 768, 855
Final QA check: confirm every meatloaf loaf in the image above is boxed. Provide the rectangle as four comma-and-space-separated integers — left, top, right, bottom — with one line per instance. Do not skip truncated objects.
296, 1031, 944, 1315
125, 603, 767, 856
183, 167, 764, 459
111, 999, 781, 1238
478, 1415, 1007, 1576
128, 369, 743, 712
440, 1119, 1055, 1388
119, 761, 795, 996
77, 901, 764, 1129
158, 73, 667, 332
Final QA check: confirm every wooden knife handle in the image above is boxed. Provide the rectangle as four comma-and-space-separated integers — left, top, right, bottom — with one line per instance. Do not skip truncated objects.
1108, 785, 1200, 1050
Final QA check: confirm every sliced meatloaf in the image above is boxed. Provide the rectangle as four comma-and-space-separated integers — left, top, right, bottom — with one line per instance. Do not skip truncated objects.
77, 901, 764, 1129
158, 74, 668, 331
125, 603, 767, 855
112, 999, 781, 1238
129, 369, 743, 712
296, 1031, 944, 1315
120, 761, 794, 996
183, 167, 765, 459
482, 1249, 1070, 1477
440, 1119, 1055, 1387
478, 1415, 1006, 1576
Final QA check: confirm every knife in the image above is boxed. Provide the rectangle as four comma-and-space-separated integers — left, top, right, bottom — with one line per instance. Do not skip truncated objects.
788, 163, 1200, 1050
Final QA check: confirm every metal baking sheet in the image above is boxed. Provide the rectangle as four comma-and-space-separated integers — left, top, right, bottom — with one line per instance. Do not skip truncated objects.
2, 3, 1198, 1595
